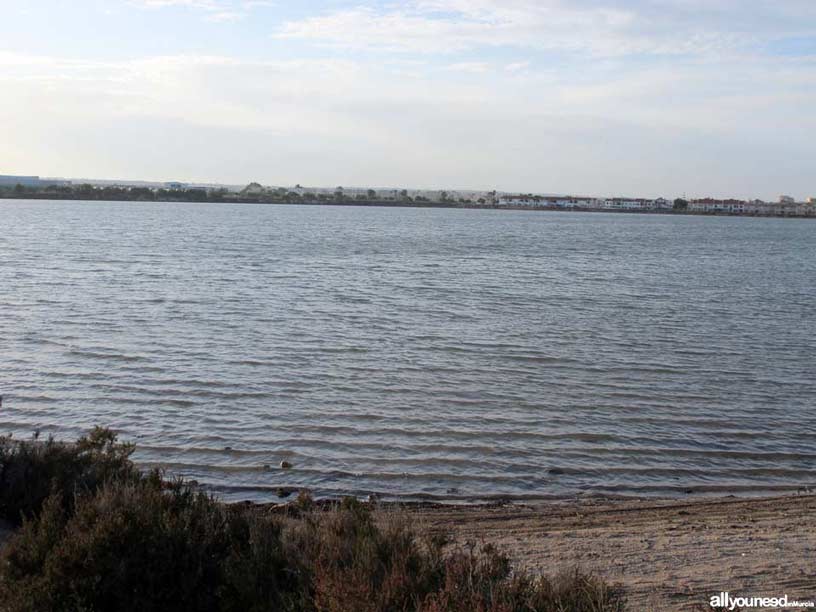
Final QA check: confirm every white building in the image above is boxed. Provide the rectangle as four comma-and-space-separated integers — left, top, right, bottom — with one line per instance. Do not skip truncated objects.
498, 195, 602, 208
688, 198, 748, 213
689, 198, 815, 216
602, 198, 658, 210
0, 175, 43, 187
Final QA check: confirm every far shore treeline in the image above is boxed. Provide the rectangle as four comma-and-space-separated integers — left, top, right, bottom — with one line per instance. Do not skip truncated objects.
0, 181, 709, 213
0, 182, 469, 208
4, 181, 816, 218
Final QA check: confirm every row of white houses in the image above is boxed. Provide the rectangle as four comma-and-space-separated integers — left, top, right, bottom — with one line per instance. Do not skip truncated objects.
688, 198, 816, 217
687, 198, 816, 216
497, 195, 673, 210
498, 194, 816, 216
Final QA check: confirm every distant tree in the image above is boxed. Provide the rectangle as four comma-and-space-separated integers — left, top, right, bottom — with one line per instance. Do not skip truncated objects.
130, 187, 155, 201
186, 189, 208, 202
477, 198, 486, 204
75, 184, 96, 199
399, 189, 408, 200
439, 191, 449, 202
210, 188, 229, 201
367, 189, 376, 200
240, 182, 264, 196
13, 184, 25, 195
673, 198, 688, 210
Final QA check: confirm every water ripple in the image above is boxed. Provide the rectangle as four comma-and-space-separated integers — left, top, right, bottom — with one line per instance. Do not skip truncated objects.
1, 200, 815, 501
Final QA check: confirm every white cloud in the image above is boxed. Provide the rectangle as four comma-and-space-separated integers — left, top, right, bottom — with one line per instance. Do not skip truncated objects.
130, 0, 273, 21
205, 10, 244, 22
505, 61, 530, 73
272, 2, 652, 56
445, 62, 491, 73
134, 0, 219, 8
0, 53, 368, 136
275, 0, 816, 58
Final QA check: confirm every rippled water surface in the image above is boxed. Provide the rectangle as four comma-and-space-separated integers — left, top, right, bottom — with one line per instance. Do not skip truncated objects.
1, 200, 815, 501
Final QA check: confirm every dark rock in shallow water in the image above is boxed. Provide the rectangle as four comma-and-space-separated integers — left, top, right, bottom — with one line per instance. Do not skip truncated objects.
280, 460, 293, 469
276, 487, 298, 498
547, 467, 565, 475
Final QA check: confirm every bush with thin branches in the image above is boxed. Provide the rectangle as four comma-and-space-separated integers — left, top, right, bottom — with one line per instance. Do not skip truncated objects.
0, 429, 626, 612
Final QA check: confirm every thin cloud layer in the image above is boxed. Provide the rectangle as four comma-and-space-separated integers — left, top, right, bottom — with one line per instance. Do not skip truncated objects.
132, 0, 274, 21
274, 0, 816, 58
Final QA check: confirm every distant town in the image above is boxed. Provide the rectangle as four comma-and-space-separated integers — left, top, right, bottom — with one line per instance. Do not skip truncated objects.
1, 174, 814, 218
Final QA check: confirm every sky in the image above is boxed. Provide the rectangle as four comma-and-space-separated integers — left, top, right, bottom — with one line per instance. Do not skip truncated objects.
1, 0, 815, 199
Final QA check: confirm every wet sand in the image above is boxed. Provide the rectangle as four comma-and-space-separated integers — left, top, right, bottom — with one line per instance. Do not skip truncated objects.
404, 494, 816, 611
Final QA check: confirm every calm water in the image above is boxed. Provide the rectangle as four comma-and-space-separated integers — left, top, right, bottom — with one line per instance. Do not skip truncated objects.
1, 200, 815, 502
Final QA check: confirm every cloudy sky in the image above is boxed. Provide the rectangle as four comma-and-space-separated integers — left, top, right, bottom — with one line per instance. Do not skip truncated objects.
1, 1, 815, 198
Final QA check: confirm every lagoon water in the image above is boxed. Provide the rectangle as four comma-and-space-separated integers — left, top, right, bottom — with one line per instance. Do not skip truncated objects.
1, 199, 815, 501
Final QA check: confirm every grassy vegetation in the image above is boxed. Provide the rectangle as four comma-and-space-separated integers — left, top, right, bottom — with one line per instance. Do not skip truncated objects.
0, 429, 626, 612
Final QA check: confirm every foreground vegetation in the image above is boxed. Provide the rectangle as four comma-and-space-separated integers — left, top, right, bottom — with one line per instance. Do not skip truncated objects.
0, 429, 625, 611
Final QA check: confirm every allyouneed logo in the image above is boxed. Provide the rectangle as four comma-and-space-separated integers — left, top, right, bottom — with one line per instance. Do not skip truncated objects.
710, 592, 815, 610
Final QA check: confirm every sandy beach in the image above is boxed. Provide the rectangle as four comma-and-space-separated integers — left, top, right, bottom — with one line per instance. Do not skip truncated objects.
403, 494, 816, 611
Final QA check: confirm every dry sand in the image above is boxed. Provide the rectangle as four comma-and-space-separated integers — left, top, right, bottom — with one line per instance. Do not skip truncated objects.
405, 494, 816, 611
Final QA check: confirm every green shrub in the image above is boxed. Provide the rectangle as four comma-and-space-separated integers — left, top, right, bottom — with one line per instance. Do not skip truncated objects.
421, 546, 624, 612
287, 497, 447, 611
0, 427, 138, 525
219, 511, 306, 612
1, 479, 237, 611
0, 429, 626, 612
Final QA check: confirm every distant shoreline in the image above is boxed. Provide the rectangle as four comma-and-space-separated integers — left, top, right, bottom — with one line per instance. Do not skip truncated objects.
2, 194, 815, 219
